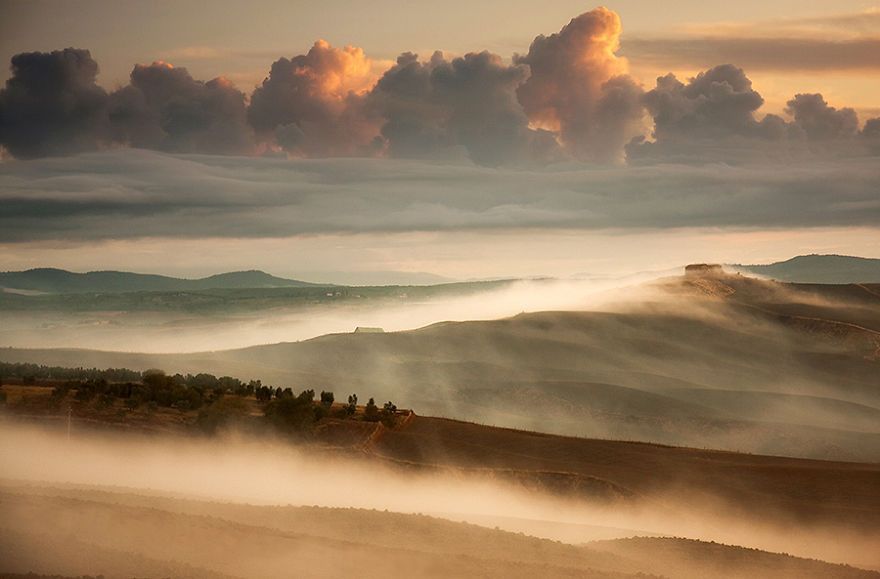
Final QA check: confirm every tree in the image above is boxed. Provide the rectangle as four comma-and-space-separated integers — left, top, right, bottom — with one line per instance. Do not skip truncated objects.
320, 390, 335, 408
381, 401, 398, 427
364, 397, 380, 422
197, 396, 248, 434
142, 369, 169, 390
265, 394, 315, 435
346, 394, 358, 416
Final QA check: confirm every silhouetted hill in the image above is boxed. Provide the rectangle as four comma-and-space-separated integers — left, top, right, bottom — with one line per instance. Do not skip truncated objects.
0, 268, 323, 293
733, 254, 880, 283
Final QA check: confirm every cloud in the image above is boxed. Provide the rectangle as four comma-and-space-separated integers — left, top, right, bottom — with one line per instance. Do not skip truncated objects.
625, 10, 880, 73
367, 51, 560, 166
247, 40, 380, 157
514, 7, 645, 163
109, 62, 254, 154
0, 48, 109, 158
625, 37, 880, 74
785, 93, 859, 140
626, 65, 796, 163
0, 8, 876, 166
863, 118, 880, 154
0, 150, 878, 243
627, 65, 878, 164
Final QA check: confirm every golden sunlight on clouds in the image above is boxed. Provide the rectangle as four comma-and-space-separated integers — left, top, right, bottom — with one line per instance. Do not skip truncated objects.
304, 39, 376, 97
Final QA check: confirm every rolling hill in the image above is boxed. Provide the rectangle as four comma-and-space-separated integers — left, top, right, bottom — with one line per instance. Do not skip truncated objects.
732, 254, 880, 283
0, 268, 323, 294
2, 272, 878, 461
2, 484, 876, 578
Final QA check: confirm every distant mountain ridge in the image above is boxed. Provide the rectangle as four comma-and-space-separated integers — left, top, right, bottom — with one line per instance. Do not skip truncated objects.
0, 268, 325, 294
732, 254, 880, 283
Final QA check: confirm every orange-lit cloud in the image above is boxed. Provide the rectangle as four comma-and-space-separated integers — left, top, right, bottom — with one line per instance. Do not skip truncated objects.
514, 7, 644, 162
2, 8, 878, 166
247, 40, 382, 157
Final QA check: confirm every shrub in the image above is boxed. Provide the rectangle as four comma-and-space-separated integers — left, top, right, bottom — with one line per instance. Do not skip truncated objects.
197, 396, 249, 434
380, 401, 398, 427
264, 390, 316, 435
97, 393, 115, 409
364, 398, 380, 422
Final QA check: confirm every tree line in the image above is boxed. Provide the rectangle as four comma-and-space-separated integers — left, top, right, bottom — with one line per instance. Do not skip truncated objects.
0, 362, 401, 435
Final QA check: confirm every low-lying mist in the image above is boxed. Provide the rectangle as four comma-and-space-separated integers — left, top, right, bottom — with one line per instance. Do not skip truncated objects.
1, 421, 876, 571
0, 273, 674, 353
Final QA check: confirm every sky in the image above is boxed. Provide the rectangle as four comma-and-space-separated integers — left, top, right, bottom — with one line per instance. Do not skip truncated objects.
0, 2, 878, 281
3, 0, 878, 116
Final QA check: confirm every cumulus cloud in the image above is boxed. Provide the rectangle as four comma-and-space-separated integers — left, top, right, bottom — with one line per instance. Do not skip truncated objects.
626, 64, 880, 163
785, 93, 859, 141
0, 150, 878, 243
0, 8, 876, 166
368, 51, 560, 166
863, 118, 880, 153
0, 48, 109, 158
109, 62, 254, 154
627, 65, 785, 163
514, 7, 645, 163
247, 40, 380, 157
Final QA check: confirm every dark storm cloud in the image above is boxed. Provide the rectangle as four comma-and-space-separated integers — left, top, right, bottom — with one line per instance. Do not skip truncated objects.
0, 48, 109, 158
0, 150, 878, 243
109, 62, 254, 154
513, 7, 645, 163
368, 51, 560, 166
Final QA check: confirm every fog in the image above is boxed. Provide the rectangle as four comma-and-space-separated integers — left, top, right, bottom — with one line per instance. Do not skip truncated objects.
0, 271, 677, 353
1, 421, 877, 577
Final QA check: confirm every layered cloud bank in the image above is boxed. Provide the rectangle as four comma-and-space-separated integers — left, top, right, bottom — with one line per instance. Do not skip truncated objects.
1, 7, 877, 166
1, 150, 878, 243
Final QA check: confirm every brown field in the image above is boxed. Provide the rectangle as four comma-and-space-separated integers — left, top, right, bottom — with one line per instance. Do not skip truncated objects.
0, 483, 877, 579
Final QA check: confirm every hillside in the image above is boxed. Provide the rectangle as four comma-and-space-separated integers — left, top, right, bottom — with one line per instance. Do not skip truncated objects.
0, 268, 323, 294
733, 254, 880, 283
2, 375, 879, 572
2, 273, 877, 461
2, 484, 876, 578
367, 415, 880, 534
5, 385, 877, 537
